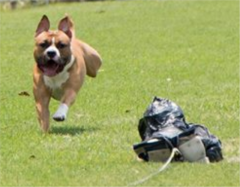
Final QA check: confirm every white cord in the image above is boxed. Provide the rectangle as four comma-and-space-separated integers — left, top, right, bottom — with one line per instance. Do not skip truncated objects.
128, 148, 180, 186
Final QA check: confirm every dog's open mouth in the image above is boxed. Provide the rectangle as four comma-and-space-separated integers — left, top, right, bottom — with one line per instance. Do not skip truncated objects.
38, 60, 64, 77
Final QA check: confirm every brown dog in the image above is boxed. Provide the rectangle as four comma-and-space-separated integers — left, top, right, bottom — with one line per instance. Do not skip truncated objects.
33, 15, 102, 132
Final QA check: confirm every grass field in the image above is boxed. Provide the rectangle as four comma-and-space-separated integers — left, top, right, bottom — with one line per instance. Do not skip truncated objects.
0, 0, 239, 186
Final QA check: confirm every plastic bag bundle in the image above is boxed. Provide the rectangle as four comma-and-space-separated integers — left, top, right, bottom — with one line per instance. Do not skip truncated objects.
133, 97, 223, 163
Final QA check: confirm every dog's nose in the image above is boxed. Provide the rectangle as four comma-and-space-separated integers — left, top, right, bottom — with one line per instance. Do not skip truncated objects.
47, 51, 57, 58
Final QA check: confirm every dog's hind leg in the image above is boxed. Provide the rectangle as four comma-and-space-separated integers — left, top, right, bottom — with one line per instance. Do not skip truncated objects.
81, 42, 102, 78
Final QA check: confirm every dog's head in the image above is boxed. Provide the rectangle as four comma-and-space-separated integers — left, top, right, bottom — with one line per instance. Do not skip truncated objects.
34, 15, 74, 77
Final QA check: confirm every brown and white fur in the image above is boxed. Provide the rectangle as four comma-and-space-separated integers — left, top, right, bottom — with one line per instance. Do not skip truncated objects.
33, 15, 102, 132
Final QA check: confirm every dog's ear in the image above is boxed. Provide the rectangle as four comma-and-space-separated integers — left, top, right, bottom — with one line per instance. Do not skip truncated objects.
35, 15, 50, 37
58, 16, 73, 39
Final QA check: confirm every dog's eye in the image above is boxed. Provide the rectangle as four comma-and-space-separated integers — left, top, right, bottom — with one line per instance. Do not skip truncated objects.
39, 42, 48, 48
57, 42, 67, 49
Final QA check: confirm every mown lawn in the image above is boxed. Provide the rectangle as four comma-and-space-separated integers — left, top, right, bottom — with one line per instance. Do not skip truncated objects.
0, 0, 239, 186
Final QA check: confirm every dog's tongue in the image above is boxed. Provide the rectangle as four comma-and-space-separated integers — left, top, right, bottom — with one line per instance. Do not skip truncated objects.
38, 61, 60, 77
43, 64, 59, 77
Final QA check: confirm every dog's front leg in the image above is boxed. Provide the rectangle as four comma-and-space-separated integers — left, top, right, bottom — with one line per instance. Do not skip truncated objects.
53, 88, 78, 122
33, 88, 51, 133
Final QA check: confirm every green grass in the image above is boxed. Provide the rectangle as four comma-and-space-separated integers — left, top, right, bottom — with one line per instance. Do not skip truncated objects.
0, 0, 239, 186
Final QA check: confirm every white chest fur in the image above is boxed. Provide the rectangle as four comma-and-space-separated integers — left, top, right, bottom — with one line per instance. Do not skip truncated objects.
43, 55, 75, 90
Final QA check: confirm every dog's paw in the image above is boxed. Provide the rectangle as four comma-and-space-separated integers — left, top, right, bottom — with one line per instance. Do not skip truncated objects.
53, 113, 66, 121
53, 103, 68, 122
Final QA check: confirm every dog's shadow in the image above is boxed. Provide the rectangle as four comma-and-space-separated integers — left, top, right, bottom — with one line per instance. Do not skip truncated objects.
51, 125, 99, 136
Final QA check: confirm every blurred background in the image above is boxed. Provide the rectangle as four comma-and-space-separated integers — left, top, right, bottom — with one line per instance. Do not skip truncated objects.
0, 0, 107, 10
